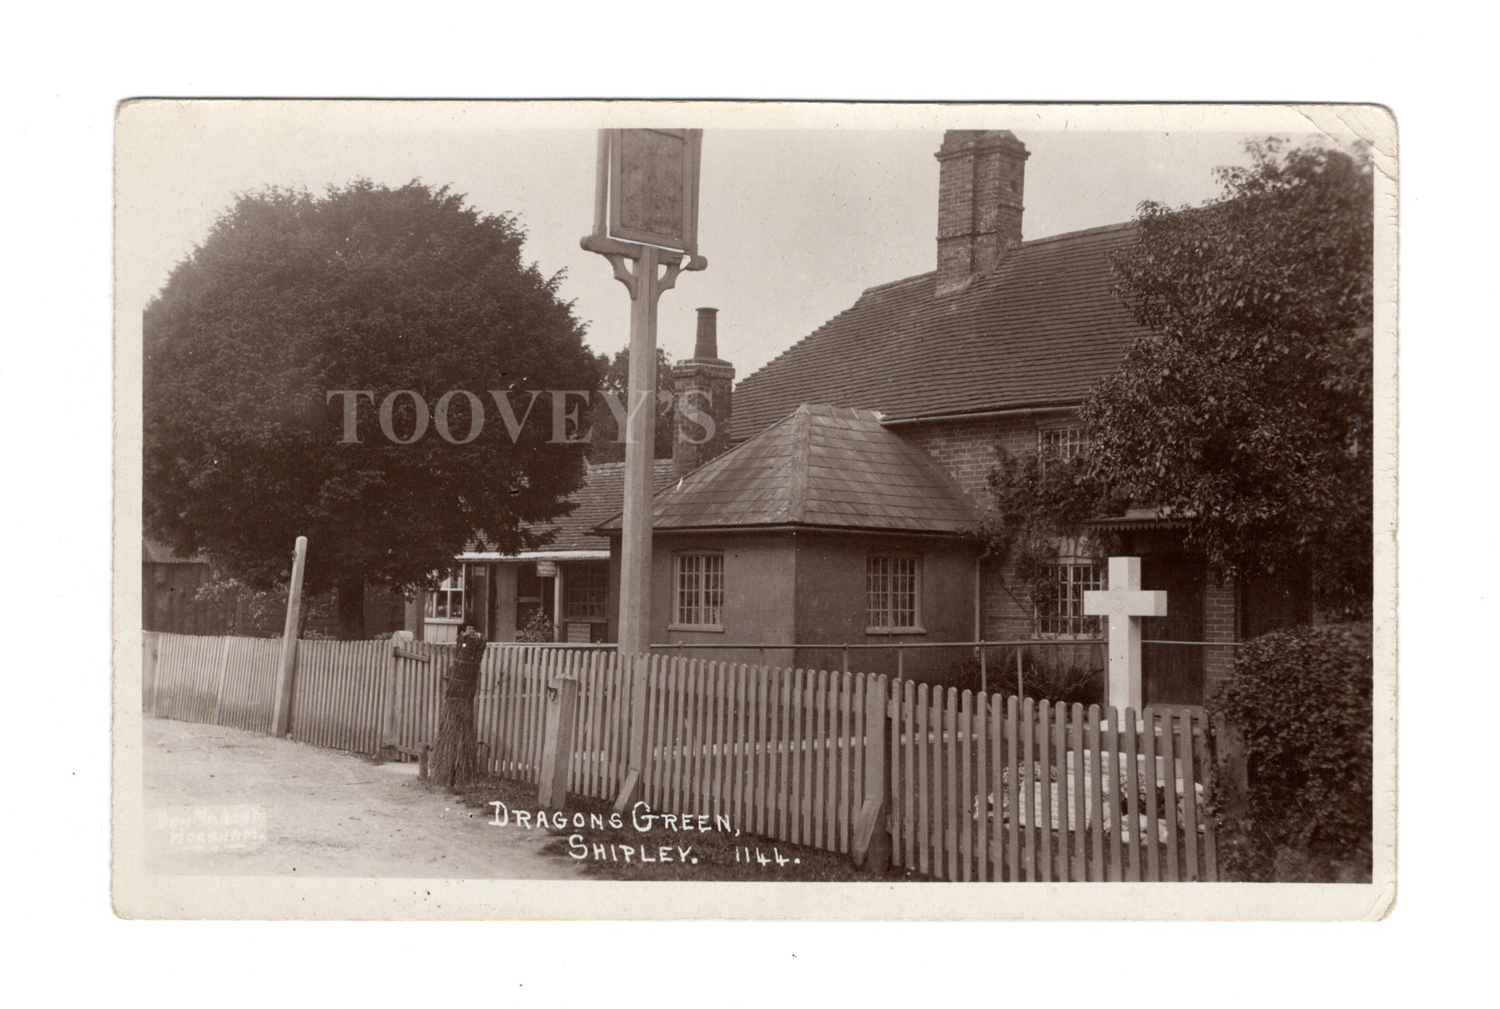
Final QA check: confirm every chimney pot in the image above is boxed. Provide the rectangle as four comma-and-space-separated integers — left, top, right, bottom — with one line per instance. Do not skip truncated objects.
693, 307, 720, 360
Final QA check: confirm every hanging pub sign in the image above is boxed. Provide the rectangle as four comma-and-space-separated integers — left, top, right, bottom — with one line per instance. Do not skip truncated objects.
579, 125, 707, 695
596, 128, 702, 255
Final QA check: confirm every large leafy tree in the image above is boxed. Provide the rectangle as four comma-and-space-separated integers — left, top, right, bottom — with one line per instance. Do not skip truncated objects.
1080, 139, 1374, 614
145, 181, 601, 637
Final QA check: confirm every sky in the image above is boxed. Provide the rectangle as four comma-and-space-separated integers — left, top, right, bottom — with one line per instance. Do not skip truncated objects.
118, 106, 1324, 381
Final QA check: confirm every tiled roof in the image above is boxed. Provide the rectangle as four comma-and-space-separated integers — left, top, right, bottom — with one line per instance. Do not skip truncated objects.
732, 223, 1148, 440
467, 460, 678, 555
599, 404, 980, 535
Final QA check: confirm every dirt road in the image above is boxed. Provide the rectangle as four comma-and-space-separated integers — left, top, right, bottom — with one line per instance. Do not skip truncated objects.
140, 718, 580, 879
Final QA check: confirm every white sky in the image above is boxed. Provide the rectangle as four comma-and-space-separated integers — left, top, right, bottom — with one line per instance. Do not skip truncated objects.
119, 106, 1321, 379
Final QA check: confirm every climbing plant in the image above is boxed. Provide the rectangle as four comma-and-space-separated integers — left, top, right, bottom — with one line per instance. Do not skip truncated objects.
979, 442, 1126, 620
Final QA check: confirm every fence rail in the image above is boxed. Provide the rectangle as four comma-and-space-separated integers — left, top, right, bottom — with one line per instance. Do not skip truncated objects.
141, 631, 1218, 880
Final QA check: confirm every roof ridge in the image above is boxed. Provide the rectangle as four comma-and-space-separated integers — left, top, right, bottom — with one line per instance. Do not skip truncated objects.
730, 214, 1150, 441
1018, 220, 1136, 248
802, 223, 1133, 305
859, 270, 936, 297
785, 407, 813, 522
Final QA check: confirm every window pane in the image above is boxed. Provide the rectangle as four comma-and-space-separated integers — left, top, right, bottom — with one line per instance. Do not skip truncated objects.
868, 555, 918, 628
675, 554, 722, 626
705, 555, 722, 625
563, 562, 607, 621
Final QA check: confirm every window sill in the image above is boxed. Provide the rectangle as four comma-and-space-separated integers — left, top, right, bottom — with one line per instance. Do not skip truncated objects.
866, 626, 927, 636
668, 623, 724, 634
425, 617, 464, 625
563, 617, 608, 625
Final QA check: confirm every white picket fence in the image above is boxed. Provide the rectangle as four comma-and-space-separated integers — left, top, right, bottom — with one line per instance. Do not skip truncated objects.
142, 632, 1218, 880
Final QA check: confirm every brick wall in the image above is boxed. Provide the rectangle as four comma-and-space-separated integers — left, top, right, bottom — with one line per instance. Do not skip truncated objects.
897, 412, 1059, 504
1203, 574, 1238, 698
672, 358, 735, 478
897, 410, 1074, 643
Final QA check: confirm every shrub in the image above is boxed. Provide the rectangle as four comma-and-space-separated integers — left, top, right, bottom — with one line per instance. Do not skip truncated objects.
1010, 659, 1103, 707
517, 610, 556, 643
1207, 622, 1373, 882
949, 647, 1105, 706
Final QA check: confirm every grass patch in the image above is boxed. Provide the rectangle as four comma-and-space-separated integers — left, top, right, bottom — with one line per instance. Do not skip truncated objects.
448, 774, 923, 882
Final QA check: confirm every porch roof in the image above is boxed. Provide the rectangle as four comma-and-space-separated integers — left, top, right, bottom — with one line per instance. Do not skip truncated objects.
457, 549, 608, 563
1083, 506, 1191, 532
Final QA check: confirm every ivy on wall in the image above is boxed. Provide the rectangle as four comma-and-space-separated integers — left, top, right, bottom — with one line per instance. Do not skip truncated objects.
978, 442, 1126, 622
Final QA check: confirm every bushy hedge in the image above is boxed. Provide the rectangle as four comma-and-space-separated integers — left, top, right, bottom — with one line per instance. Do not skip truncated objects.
1208, 623, 1373, 882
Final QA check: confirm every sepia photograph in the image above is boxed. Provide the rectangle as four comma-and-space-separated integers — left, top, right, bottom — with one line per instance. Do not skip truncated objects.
112, 101, 1396, 919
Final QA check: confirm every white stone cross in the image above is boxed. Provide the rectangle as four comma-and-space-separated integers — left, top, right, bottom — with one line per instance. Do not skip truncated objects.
1083, 556, 1168, 713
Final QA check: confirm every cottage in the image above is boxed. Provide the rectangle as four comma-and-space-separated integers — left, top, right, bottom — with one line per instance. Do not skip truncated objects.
418, 459, 678, 644
598, 403, 981, 677
593, 129, 1311, 705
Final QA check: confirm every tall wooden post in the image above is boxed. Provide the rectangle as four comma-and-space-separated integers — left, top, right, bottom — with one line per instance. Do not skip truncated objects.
582, 128, 706, 813
618, 242, 662, 661
270, 535, 308, 738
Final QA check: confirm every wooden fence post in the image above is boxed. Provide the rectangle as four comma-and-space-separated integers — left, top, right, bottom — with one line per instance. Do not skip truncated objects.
270, 536, 308, 739
211, 637, 232, 725
383, 631, 413, 752
539, 673, 581, 808
143, 631, 161, 715
612, 654, 649, 814
852, 674, 890, 872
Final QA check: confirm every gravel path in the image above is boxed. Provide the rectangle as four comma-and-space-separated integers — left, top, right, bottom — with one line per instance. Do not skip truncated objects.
140, 717, 580, 879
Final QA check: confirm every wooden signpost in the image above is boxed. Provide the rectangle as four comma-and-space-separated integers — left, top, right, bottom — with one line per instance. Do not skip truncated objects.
582, 128, 706, 812
270, 535, 308, 738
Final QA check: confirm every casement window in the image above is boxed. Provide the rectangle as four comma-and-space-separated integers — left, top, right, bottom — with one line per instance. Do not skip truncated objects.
1037, 424, 1088, 470
1034, 550, 1103, 638
563, 562, 608, 622
425, 567, 465, 621
867, 554, 921, 631
673, 552, 724, 629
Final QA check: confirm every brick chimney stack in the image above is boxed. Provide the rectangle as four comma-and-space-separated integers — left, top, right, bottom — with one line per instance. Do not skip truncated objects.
672, 308, 735, 479
935, 129, 1030, 296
